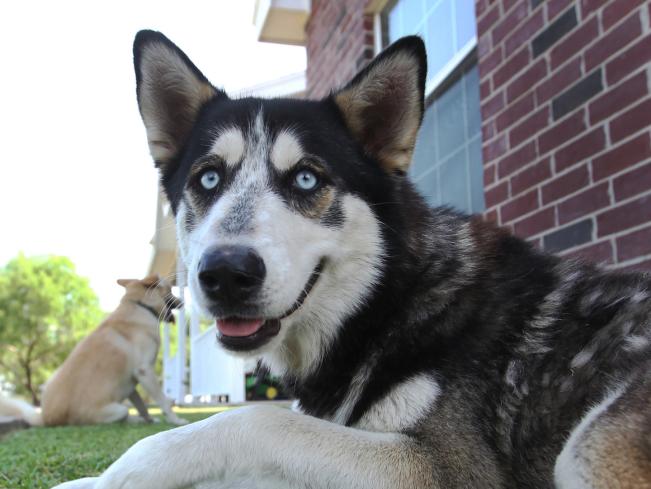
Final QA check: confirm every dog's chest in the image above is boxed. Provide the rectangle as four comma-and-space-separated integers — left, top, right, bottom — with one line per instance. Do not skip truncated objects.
297, 372, 441, 432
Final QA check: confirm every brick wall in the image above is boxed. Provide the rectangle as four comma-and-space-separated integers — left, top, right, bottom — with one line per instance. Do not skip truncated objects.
477, 0, 651, 271
305, 0, 375, 98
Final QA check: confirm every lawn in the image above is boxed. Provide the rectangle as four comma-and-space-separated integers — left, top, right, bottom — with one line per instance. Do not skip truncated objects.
0, 407, 228, 489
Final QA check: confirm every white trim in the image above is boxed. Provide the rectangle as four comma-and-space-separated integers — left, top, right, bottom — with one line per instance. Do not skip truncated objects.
373, 13, 383, 56
175, 257, 187, 404
425, 36, 477, 97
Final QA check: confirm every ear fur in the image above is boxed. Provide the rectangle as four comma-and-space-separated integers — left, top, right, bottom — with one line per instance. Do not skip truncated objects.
133, 30, 224, 168
140, 273, 161, 287
117, 278, 137, 288
331, 36, 426, 174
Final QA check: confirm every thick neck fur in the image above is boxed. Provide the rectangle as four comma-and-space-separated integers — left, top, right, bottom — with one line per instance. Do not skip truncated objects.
284, 178, 530, 422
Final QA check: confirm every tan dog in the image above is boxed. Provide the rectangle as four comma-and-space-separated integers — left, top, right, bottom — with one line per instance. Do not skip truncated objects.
40, 274, 187, 426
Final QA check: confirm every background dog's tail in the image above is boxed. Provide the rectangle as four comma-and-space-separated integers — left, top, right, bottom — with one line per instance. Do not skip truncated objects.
0, 393, 43, 426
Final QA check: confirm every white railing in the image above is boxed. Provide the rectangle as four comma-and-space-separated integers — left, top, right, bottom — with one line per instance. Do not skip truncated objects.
191, 328, 245, 403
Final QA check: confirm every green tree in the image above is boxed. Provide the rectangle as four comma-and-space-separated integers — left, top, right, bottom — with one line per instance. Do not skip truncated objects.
0, 255, 103, 405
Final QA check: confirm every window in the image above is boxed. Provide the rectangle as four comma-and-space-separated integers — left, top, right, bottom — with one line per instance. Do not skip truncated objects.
386, 0, 484, 214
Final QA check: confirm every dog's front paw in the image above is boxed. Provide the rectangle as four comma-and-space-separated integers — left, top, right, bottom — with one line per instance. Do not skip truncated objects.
93, 435, 172, 489
51, 477, 99, 489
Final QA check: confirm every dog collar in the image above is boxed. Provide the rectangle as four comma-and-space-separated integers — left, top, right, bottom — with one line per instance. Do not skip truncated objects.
132, 300, 162, 321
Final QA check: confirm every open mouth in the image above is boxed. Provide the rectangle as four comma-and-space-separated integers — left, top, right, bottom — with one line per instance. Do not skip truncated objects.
216, 260, 324, 351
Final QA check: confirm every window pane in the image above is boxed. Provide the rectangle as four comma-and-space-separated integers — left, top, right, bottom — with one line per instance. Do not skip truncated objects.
388, 0, 477, 86
469, 136, 485, 211
439, 148, 469, 211
455, 0, 477, 50
436, 75, 465, 160
411, 105, 437, 175
401, 0, 425, 34
408, 67, 484, 214
425, 0, 454, 81
388, 0, 483, 214
413, 167, 440, 206
388, 3, 402, 42
464, 65, 481, 138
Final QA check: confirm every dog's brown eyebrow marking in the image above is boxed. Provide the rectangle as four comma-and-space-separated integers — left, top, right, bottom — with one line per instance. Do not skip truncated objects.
271, 129, 304, 171
210, 126, 245, 167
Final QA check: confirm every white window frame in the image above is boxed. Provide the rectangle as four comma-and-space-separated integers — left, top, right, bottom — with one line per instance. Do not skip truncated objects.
376, 0, 478, 98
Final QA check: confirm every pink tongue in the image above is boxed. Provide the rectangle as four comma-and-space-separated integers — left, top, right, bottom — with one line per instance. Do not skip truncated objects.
216, 318, 265, 337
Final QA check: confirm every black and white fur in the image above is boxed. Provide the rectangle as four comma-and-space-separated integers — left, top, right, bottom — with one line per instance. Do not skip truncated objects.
53, 31, 651, 489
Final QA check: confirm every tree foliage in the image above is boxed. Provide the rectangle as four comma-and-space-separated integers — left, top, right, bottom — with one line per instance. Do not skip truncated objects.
0, 255, 103, 405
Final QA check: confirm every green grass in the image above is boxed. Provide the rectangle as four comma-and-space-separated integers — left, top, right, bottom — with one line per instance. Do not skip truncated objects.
0, 407, 227, 489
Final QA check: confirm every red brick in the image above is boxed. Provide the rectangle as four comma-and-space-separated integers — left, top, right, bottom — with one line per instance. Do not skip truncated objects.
484, 208, 499, 225
493, 46, 530, 88
484, 163, 496, 186
493, 2, 528, 45
584, 13, 642, 71
609, 99, 651, 143
485, 181, 509, 208
513, 207, 556, 237
484, 134, 509, 163
580, 0, 608, 17
619, 258, 651, 272
479, 46, 504, 76
483, 120, 496, 141
501, 189, 539, 223
498, 141, 537, 179
476, 0, 488, 17
480, 79, 491, 99
509, 106, 550, 148
589, 71, 648, 125
597, 194, 651, 236
606, 33, 651, 85
603, 0, 645, 30
554, 127, 606, 172
562, 240, 614, 265
477, 3, 501, 35
503, 0, 520, 13
507, 59, 548, 103
558, 182, 610, 224
511, 158, 552, 196
542, 164, 590, 204
549, 17, 599, 70
613, 162, 651, 201
616, 225, 651, 262
592, 133, 651, 180
481, 90, 505, 119
548, 0, 573, 20
504, 9, 544, 57
478, 33, 492, 57
496, 92, 534, 132
538, 109, 586, 155
537, 57, 582, 104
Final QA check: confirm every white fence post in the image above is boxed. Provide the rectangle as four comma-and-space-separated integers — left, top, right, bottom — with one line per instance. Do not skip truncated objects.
176, 257, 187, 405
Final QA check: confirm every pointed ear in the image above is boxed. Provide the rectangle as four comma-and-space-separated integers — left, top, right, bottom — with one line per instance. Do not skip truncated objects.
331, 36, 426, 174
140, 273, 160, 287
133, 30, 223, 168
117, 278, 137, 288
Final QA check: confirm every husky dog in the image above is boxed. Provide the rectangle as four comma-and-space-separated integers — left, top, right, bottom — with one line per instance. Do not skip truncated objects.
54, 32, 651, 489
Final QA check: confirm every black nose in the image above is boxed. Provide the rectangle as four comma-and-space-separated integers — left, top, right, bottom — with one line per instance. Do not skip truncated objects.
198, 246, 266, 303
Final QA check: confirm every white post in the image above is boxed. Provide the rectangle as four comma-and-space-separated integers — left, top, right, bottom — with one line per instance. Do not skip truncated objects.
162, 322, 170, 366
176, 257, 187, 405
190, 303, 200, 338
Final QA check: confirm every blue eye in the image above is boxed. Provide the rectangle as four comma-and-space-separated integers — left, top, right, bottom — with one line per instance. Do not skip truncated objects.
294, 169, 318, 191
200, 170, 220, 190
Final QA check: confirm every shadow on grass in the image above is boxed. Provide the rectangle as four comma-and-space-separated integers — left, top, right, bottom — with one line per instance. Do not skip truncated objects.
0, 408, 226, 489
